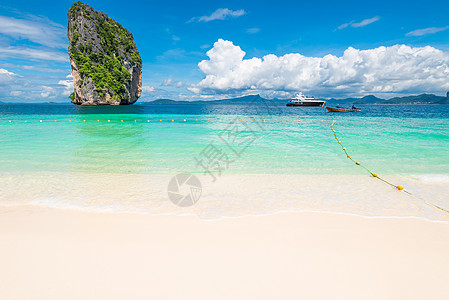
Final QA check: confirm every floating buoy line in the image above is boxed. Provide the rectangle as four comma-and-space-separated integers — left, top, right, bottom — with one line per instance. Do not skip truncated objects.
330, 120, 449, 215
3, 118, 326, 124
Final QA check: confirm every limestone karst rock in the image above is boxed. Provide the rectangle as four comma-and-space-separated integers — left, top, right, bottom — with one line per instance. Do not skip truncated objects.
68, 2, 142, 105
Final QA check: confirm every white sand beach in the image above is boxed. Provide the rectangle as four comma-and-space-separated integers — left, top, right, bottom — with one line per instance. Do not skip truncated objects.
1, 173, 449, 220
1, 205, 449, 300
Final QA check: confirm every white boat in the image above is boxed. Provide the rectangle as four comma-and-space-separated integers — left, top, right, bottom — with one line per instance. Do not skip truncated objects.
286, 92, 326, 107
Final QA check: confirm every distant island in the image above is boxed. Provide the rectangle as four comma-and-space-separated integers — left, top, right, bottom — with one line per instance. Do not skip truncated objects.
326, 92, 449, 105
142, 92, 449, 105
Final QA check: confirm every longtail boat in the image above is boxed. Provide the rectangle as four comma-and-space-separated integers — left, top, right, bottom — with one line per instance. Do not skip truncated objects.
325, 103, 361, 112
325, 106, 361, 112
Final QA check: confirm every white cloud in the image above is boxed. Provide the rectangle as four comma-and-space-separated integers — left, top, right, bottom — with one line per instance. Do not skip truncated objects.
142, 86, 155, 93
0, 15, 66, 49
200, 44, 210, 49
0, 68, 16, 85
0, 68, 25, 99
189, 8, 246, 23
0, 46, 68, 62
40, 86, 55, 98
337, 22, 353, 30
246, 28, 260, 34
10, 90, 23, 96
406, 26, 449, 37
161, 78, 184, 88
0, 68, 15, 76
57, 74, 73, 96
189, 39, 449, 97
352, 16, 380, 28
0, 68, 74, 101
162, 78, 174, 86
57, 80, 72, 89
337, 16, 380, 30
5, 64, 67, 73
0, 13, 67, 67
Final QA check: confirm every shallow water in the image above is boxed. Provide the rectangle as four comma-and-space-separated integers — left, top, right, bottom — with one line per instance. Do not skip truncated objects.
0, 102, 448, 219
1, 103, 449, 175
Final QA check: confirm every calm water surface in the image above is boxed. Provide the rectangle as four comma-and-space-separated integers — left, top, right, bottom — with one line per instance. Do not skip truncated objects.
1, 102, 448, 176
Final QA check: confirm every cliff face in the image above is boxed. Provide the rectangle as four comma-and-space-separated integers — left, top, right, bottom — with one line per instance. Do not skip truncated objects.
68, 2, 142, 105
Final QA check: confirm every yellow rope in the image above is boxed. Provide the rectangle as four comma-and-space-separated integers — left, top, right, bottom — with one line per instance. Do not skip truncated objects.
330, 121, 449, 215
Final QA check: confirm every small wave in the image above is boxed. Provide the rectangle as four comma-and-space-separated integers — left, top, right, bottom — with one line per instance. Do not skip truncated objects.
411, 174, 449, 183
28, 197, 144, 214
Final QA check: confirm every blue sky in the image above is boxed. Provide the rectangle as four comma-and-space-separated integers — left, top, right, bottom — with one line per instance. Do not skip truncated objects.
1, 0, 449, 102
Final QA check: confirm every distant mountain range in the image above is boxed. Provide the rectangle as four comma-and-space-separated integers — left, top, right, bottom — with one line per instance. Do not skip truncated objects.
381, 94, 449, 104
142, 92, 449, 105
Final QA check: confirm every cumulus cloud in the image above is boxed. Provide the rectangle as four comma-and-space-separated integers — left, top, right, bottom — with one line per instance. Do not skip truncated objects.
57, 74, 74, 96
57, 79, 72, 89
40, 86, 55, 98
0, 68, 25, 99
142, 86, 155, 93
188, 8, 246, 23
0, 68, 16, 85
161, 78, 184, 87
41, 74, 78, 99
162, 78, 174, 86
189, 39, 449, 97
0, 68, 73, 101
0, 68, 15, 75
337, 16, 380, 30
0, 15, 66, 48
406, 26, 449, 37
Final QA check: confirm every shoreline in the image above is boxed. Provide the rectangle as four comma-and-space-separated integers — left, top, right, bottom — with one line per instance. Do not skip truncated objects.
1, 172, 448, 221
2, 202, 449, 224
1, 205, 449, 299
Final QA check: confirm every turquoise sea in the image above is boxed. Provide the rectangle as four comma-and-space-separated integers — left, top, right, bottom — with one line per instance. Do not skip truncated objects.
1, 101, 449, 219
1, 102, 449, 175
